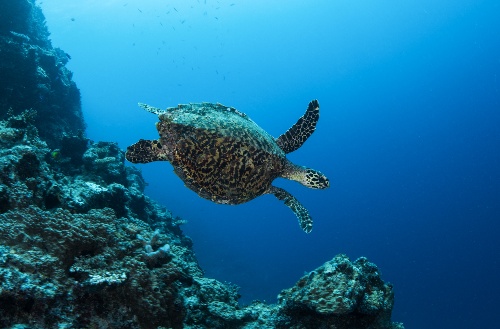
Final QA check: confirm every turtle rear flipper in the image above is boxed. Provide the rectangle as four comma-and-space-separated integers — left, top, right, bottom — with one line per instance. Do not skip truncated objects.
126, 139, 166, 163
268, 186, 313, 233
276, 99, 320, 154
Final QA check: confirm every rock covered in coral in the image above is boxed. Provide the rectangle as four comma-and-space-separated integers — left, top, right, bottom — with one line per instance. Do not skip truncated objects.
0, 113, 156, 225
0, 206, 199, 328
0, 0, 84, 149
82, 141, 128, 185
276, 254, 404, 329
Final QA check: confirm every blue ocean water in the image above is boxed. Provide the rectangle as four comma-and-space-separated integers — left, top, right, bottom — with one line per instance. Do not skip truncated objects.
40, 0, 500, 327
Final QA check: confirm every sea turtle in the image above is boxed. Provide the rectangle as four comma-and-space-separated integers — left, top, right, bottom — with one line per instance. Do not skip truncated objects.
126, 100, 329, 233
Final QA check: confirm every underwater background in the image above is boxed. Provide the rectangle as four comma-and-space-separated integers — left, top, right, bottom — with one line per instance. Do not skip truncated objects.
39, 0, 499, 328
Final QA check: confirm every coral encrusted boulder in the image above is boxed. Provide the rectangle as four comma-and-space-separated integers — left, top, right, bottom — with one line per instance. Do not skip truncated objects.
276, 254, 404, 329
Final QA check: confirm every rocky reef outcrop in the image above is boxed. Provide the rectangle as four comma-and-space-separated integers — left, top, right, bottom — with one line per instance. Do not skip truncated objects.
0, 0, 84, 149
0, 1, 404, 328
276, 255, 402, 329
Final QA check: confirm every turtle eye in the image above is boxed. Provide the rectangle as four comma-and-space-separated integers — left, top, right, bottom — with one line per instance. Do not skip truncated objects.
318, 175, 330, 188
154, 142, 162, 149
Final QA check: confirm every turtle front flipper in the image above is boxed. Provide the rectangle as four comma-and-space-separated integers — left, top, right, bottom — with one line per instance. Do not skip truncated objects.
268, 186, 313, 233
276, 99, 320, 154
126, 139, 166, 163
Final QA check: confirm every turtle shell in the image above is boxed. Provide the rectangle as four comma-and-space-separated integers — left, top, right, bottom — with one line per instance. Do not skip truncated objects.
156, 103, 286, 204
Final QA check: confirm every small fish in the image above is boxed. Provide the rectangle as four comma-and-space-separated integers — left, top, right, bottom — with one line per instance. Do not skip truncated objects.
214, 17, 218, 20
138, 8, 142, 13
50, 150, 61, 161
174, 7, 178, 12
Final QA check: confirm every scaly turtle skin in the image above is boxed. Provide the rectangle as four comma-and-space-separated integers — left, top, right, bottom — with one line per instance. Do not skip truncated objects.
126, 100, 329, 233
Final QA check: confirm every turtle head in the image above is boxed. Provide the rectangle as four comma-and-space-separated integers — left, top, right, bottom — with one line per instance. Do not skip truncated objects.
302, 168, 329, 189
282, 161, 330, 189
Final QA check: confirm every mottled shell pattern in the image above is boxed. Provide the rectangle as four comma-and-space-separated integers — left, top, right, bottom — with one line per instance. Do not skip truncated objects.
153, 103, 286, 204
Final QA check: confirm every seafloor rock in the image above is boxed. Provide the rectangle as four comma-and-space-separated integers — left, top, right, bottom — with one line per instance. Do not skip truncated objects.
276, 254, 404, 329
0, 0, 404, 328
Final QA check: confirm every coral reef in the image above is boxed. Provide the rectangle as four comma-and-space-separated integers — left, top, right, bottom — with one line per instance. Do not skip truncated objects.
0, 111, 200, 328
0, 0, 84, 149
0, 0, 404, 328
0, 115, 404, 328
